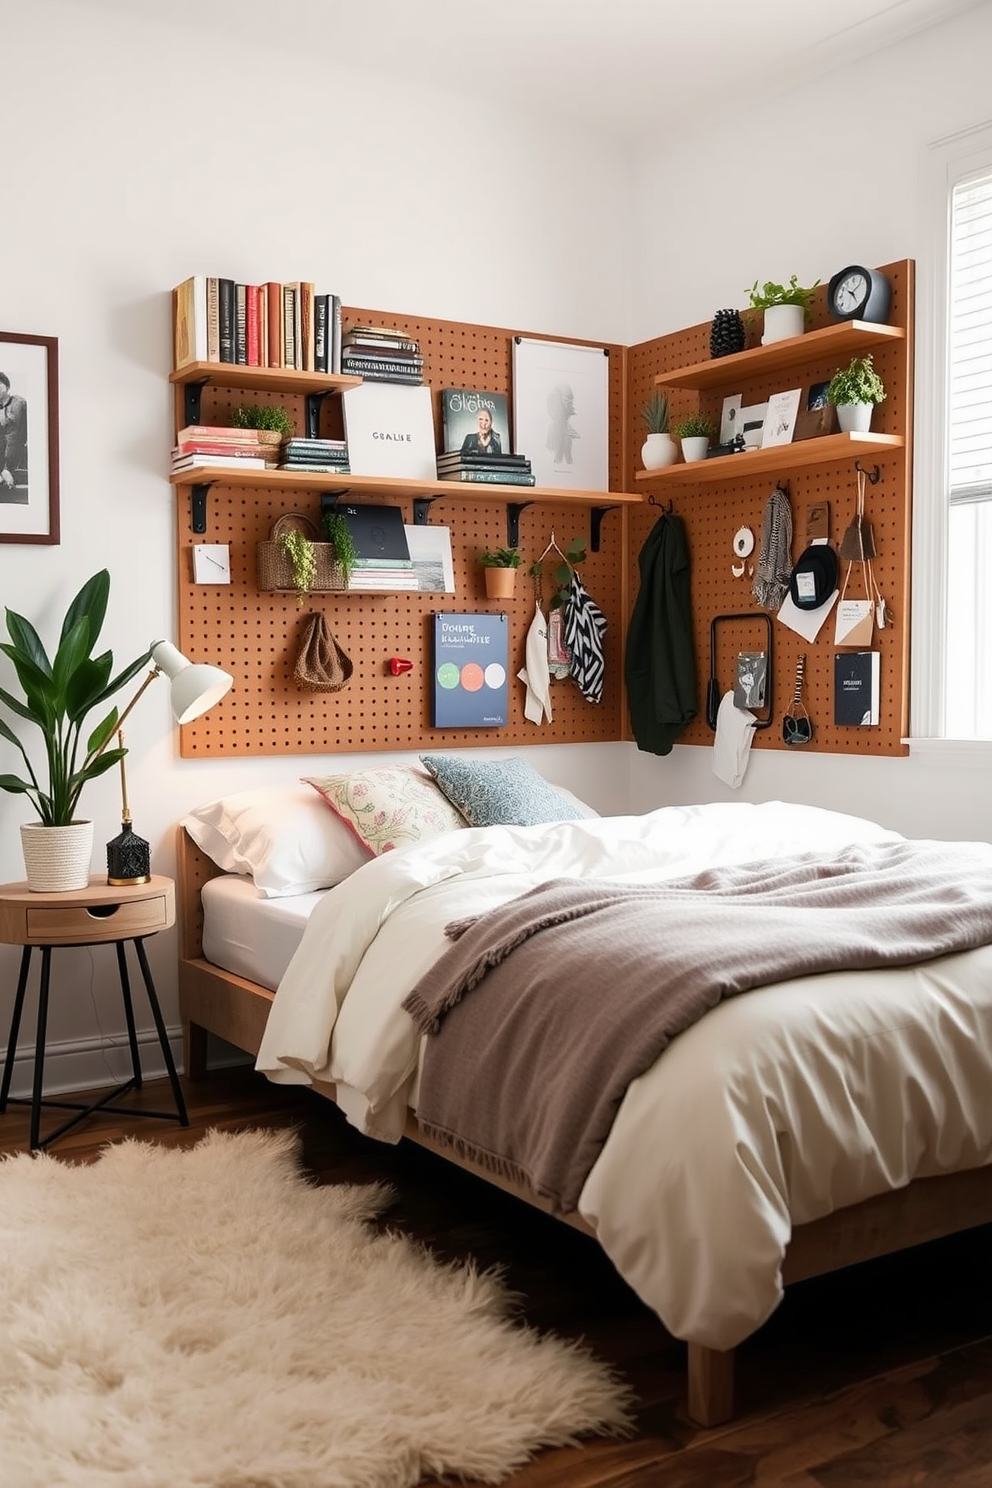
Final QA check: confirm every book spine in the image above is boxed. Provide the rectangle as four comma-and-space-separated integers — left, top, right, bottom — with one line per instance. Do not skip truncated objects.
218, 279, 235, 363
314, 294, 328, 373
282, 285, 297, 371
330, 294, 342, 374
172, 276, 207, 368
342, 335, 419, 353
205, 277, 220, 362
174, 441, 268, 457
300, 282, 315, 371
245, 285, 260, 366
292, 282, 303, 371
342, 357, 425, 375
439, 471, 536, 485
234, 283, 247, 365
349, 368, 423, 384
266, 282, 283, 368
257, 285, 268, 367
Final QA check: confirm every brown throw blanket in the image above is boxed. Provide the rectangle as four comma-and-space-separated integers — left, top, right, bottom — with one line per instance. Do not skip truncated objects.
401, 839, 992, 1214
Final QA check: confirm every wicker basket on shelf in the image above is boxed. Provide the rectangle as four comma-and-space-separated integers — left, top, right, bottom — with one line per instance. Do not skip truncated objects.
256, 513, 345, 594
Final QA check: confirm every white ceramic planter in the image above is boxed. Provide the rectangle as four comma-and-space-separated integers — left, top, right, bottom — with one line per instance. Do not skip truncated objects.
761, 304, 805, 345
20, 821, 94, 893
640, 433, 678, 470
836, 403, 873, 433
680, 436, 710, 463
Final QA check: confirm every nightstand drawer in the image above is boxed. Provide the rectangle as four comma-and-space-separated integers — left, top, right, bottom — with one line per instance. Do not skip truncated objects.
24, 895, 170, 944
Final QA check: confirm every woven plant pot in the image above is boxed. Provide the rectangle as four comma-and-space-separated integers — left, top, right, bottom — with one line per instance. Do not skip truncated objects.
256, 514, 345, 594
20, 821, 94, 893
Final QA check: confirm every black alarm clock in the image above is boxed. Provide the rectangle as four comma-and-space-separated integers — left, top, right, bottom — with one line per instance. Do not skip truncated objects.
827, 265, 892, 323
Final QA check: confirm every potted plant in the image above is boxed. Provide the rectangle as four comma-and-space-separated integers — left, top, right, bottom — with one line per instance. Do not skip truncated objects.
640, 390, 677, 471
479, 547, 522, 599
280, 529, 318, 606
672, 412, 715, 463
0, 571, 153, 891
747, 275, 820, 345
232, 403, 294, 458
826, 354, 886, 432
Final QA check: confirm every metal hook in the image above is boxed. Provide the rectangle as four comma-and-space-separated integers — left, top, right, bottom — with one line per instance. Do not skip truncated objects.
648, 496, 674, 512
855, 461, 881, 484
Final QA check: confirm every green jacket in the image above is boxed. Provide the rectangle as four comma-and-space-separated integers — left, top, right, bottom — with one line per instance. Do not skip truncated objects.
625, 514, 697, 755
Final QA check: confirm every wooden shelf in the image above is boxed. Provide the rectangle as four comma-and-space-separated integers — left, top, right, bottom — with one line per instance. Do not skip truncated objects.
634, 431, 904, 485
653, 321, 906, 392
169, 361, 362, 396
171, 465, 644, 507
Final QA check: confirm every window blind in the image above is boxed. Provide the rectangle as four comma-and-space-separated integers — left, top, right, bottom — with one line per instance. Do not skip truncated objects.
949, 171, 992, 502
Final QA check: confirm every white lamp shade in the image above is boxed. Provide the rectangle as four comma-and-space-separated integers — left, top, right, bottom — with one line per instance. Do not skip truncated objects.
151, 641, 233, 724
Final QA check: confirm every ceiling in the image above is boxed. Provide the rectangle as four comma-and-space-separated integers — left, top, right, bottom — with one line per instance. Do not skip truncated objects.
79, 0, 985, 140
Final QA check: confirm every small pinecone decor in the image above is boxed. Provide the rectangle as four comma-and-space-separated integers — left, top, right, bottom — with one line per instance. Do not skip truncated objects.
710, 308, 747, 359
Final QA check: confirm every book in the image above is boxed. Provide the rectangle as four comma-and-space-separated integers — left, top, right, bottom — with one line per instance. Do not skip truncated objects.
245, 285, 260, 366
336, 502, 412, 563
341, 346, 424, 364
170, 454, 267, 471
343, 332, 420, 354
173, 440, 270, 458
282, 284, 297, 370
234, 283, 247, 365
257, 284, 268, 368
218, 278, 235, 363
432, 612, 508, 728
734, 652, 767, 709
330, 294, 342, 374
300, 281, 315, 371
314, 294, 328, 373
440, 388, 511, 455
345, 368, 424, 385
435, 451, 530, 468
205, 277, 220, 363
173, 276, 207, 368
177, 426, 268, 443
341, 384, 437, 479
438, 470, 537, 486
266, 282, 283, 367
834, 651, 880, 726
342, 357, 425, 377
346, 569, 420, 592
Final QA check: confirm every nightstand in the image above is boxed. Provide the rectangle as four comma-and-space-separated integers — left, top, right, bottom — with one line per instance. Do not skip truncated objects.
0, 875, 189, 1150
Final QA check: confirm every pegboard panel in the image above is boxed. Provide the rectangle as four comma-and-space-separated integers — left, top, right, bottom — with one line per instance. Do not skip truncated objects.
175, 308, 630, 757
624, 260, 914, 757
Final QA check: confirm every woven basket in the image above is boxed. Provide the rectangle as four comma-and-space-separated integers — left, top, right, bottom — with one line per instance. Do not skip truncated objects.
257, 514, 345, 594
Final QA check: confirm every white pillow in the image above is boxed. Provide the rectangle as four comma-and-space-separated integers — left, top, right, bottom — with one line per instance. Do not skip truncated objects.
181, 783, 369, 898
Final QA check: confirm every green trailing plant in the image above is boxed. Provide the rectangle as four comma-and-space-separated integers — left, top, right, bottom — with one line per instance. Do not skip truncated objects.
478, 547, 523, 568
322, 509, 358, 581
672, 412, 715, 440
826, 354, 887, 407
528, 537, 587, 611
232, 403, 294, 436
746, 275, 820, 312
280, 530, 317, 605
641, 390, 670, 435
0, 570, 152, 826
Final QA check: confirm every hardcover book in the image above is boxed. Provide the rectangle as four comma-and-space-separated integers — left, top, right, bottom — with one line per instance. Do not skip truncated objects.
336, 503, 412, 563
432, 613, 508, 728
341, 384, 437, 479
834, 650, 880, 726
440, 388, 511, 455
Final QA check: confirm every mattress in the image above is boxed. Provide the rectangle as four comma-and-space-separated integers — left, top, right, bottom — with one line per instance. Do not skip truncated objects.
201, 874, 323, 991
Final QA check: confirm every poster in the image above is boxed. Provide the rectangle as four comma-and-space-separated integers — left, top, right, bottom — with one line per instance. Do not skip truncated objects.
511, 337, 609, 490
432, 612, 508, 727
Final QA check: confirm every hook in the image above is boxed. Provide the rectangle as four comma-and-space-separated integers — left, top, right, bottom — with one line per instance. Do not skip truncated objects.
648, 496, 674, 513
855, 461, 881, 484
537, 528, 568, 565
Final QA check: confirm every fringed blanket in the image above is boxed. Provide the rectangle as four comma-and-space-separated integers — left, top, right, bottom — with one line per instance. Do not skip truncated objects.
401, 839, 992, 1214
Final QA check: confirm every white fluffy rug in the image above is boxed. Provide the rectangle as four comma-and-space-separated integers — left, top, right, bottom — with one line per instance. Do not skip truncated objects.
0, 1127, 632, 1487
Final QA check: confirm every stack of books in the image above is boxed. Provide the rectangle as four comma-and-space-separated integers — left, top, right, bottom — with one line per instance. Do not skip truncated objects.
435, 451, 536, 487
171, 424, 275, 476
340, 326, 424, 385
337, 501, 420, 591
279, 438, 349, 474
173, 276, 342, 373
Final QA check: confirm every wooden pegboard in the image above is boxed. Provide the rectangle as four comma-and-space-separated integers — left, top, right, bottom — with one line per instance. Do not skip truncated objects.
623, 260, 914, 757
174, 309, 630, 757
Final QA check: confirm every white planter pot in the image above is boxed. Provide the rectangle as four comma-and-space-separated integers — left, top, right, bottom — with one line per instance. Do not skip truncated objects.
640, 433, 678, 470
836, 402, 873, 433
20, 821, 94, 893
761, 304, 805, 345
680, 436, 710, 463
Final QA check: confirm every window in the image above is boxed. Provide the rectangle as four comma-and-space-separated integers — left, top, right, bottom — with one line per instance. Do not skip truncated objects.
914, 124, 992, 742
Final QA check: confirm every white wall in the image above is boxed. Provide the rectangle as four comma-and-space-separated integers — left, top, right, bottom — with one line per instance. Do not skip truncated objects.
2, 1, 633, 1091
628, 3, 992, 842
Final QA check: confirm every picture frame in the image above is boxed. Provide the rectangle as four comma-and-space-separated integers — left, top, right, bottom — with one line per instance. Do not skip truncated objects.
0, 332, 59, 545
512, 337, 609, 491
761, 388, 802, 448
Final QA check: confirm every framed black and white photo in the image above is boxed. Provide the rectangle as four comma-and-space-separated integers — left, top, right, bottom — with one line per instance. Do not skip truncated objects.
0, 332, 59, 545
512, 337, 609, 491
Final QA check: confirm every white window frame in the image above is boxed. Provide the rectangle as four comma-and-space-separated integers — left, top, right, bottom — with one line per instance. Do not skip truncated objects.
912, 120, 992, 753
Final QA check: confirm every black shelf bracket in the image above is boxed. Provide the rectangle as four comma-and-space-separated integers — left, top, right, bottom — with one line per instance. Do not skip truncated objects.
183, 379, 209, 428
413, 497, 440, 526
506, 502, 533, 548
190, 482, 213, 535
305, 390, 332, 440
590, 505, 619, 552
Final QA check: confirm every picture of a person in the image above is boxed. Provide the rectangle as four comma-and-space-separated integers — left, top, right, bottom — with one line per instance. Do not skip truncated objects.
0, 371, 28, 503
460, 407, 502, 456
546, 384, 579, 464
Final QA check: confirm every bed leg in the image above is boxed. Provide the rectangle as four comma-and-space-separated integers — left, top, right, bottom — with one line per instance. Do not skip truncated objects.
183, 1020, 209, 1080
686, 1341, 736, 1427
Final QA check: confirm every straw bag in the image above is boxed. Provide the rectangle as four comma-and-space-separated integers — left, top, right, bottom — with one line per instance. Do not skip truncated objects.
294, 613, 353, 692
257, 513, 345, 594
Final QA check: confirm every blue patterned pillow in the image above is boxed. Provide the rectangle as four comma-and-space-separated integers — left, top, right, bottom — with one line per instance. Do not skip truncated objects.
419, 755, 585, 828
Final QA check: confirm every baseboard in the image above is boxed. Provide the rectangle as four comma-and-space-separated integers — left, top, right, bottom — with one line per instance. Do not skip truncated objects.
2, 1026, 249, 1100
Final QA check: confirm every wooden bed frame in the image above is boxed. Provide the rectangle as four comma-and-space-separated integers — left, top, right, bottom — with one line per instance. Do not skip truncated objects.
176, 826, 992, 1428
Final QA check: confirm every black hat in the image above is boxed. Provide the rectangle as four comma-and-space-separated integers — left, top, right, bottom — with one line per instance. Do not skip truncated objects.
789, 543, 838, 610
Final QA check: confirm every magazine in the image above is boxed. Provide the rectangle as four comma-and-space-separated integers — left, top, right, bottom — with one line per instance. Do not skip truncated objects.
439, 388, 511, 456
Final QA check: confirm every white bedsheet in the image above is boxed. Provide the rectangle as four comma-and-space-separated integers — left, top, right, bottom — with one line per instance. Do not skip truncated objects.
201, 874, 322, 992
255, 801, 992, 1350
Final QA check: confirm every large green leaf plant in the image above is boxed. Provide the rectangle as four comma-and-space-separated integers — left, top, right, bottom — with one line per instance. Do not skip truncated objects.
0, 570, 153, 826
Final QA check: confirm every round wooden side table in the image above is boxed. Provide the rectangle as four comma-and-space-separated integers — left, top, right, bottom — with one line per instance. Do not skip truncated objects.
0, 875, 189, 1151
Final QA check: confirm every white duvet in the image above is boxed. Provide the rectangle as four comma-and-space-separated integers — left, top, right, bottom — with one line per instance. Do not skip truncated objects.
256, 801, 992, 1350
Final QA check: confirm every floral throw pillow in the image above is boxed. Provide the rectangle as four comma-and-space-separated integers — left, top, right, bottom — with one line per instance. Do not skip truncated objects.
419, 755, 585, 828
304, 767, 466, 857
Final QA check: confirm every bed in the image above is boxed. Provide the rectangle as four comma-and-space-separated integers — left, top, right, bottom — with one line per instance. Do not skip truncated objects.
176, 766, 992, 1428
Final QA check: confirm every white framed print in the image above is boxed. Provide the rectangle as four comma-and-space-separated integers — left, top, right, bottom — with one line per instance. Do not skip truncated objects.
761, 388, 802, 448
0, 332, 59, 545
512, 337, 609, 490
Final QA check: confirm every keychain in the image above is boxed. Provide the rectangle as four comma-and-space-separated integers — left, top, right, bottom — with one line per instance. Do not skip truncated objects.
783, 653, 813, 746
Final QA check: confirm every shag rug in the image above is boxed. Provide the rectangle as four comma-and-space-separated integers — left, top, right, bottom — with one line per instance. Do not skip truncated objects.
0, 1127, 632, 1488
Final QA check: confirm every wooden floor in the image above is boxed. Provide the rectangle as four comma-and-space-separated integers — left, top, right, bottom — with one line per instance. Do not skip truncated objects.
4, 1067, 992, 1486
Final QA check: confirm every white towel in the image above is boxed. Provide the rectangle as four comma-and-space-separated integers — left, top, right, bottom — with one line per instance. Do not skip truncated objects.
712, 689, 756, 788
518, 601, 553, 724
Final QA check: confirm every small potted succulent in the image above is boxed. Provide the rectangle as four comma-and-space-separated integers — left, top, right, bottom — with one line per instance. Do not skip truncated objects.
640, 390, 677, 470
826, 354, 886, 432
479, 546, 522, 599
672, 411, 716, 464
747, 275, 820, 344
